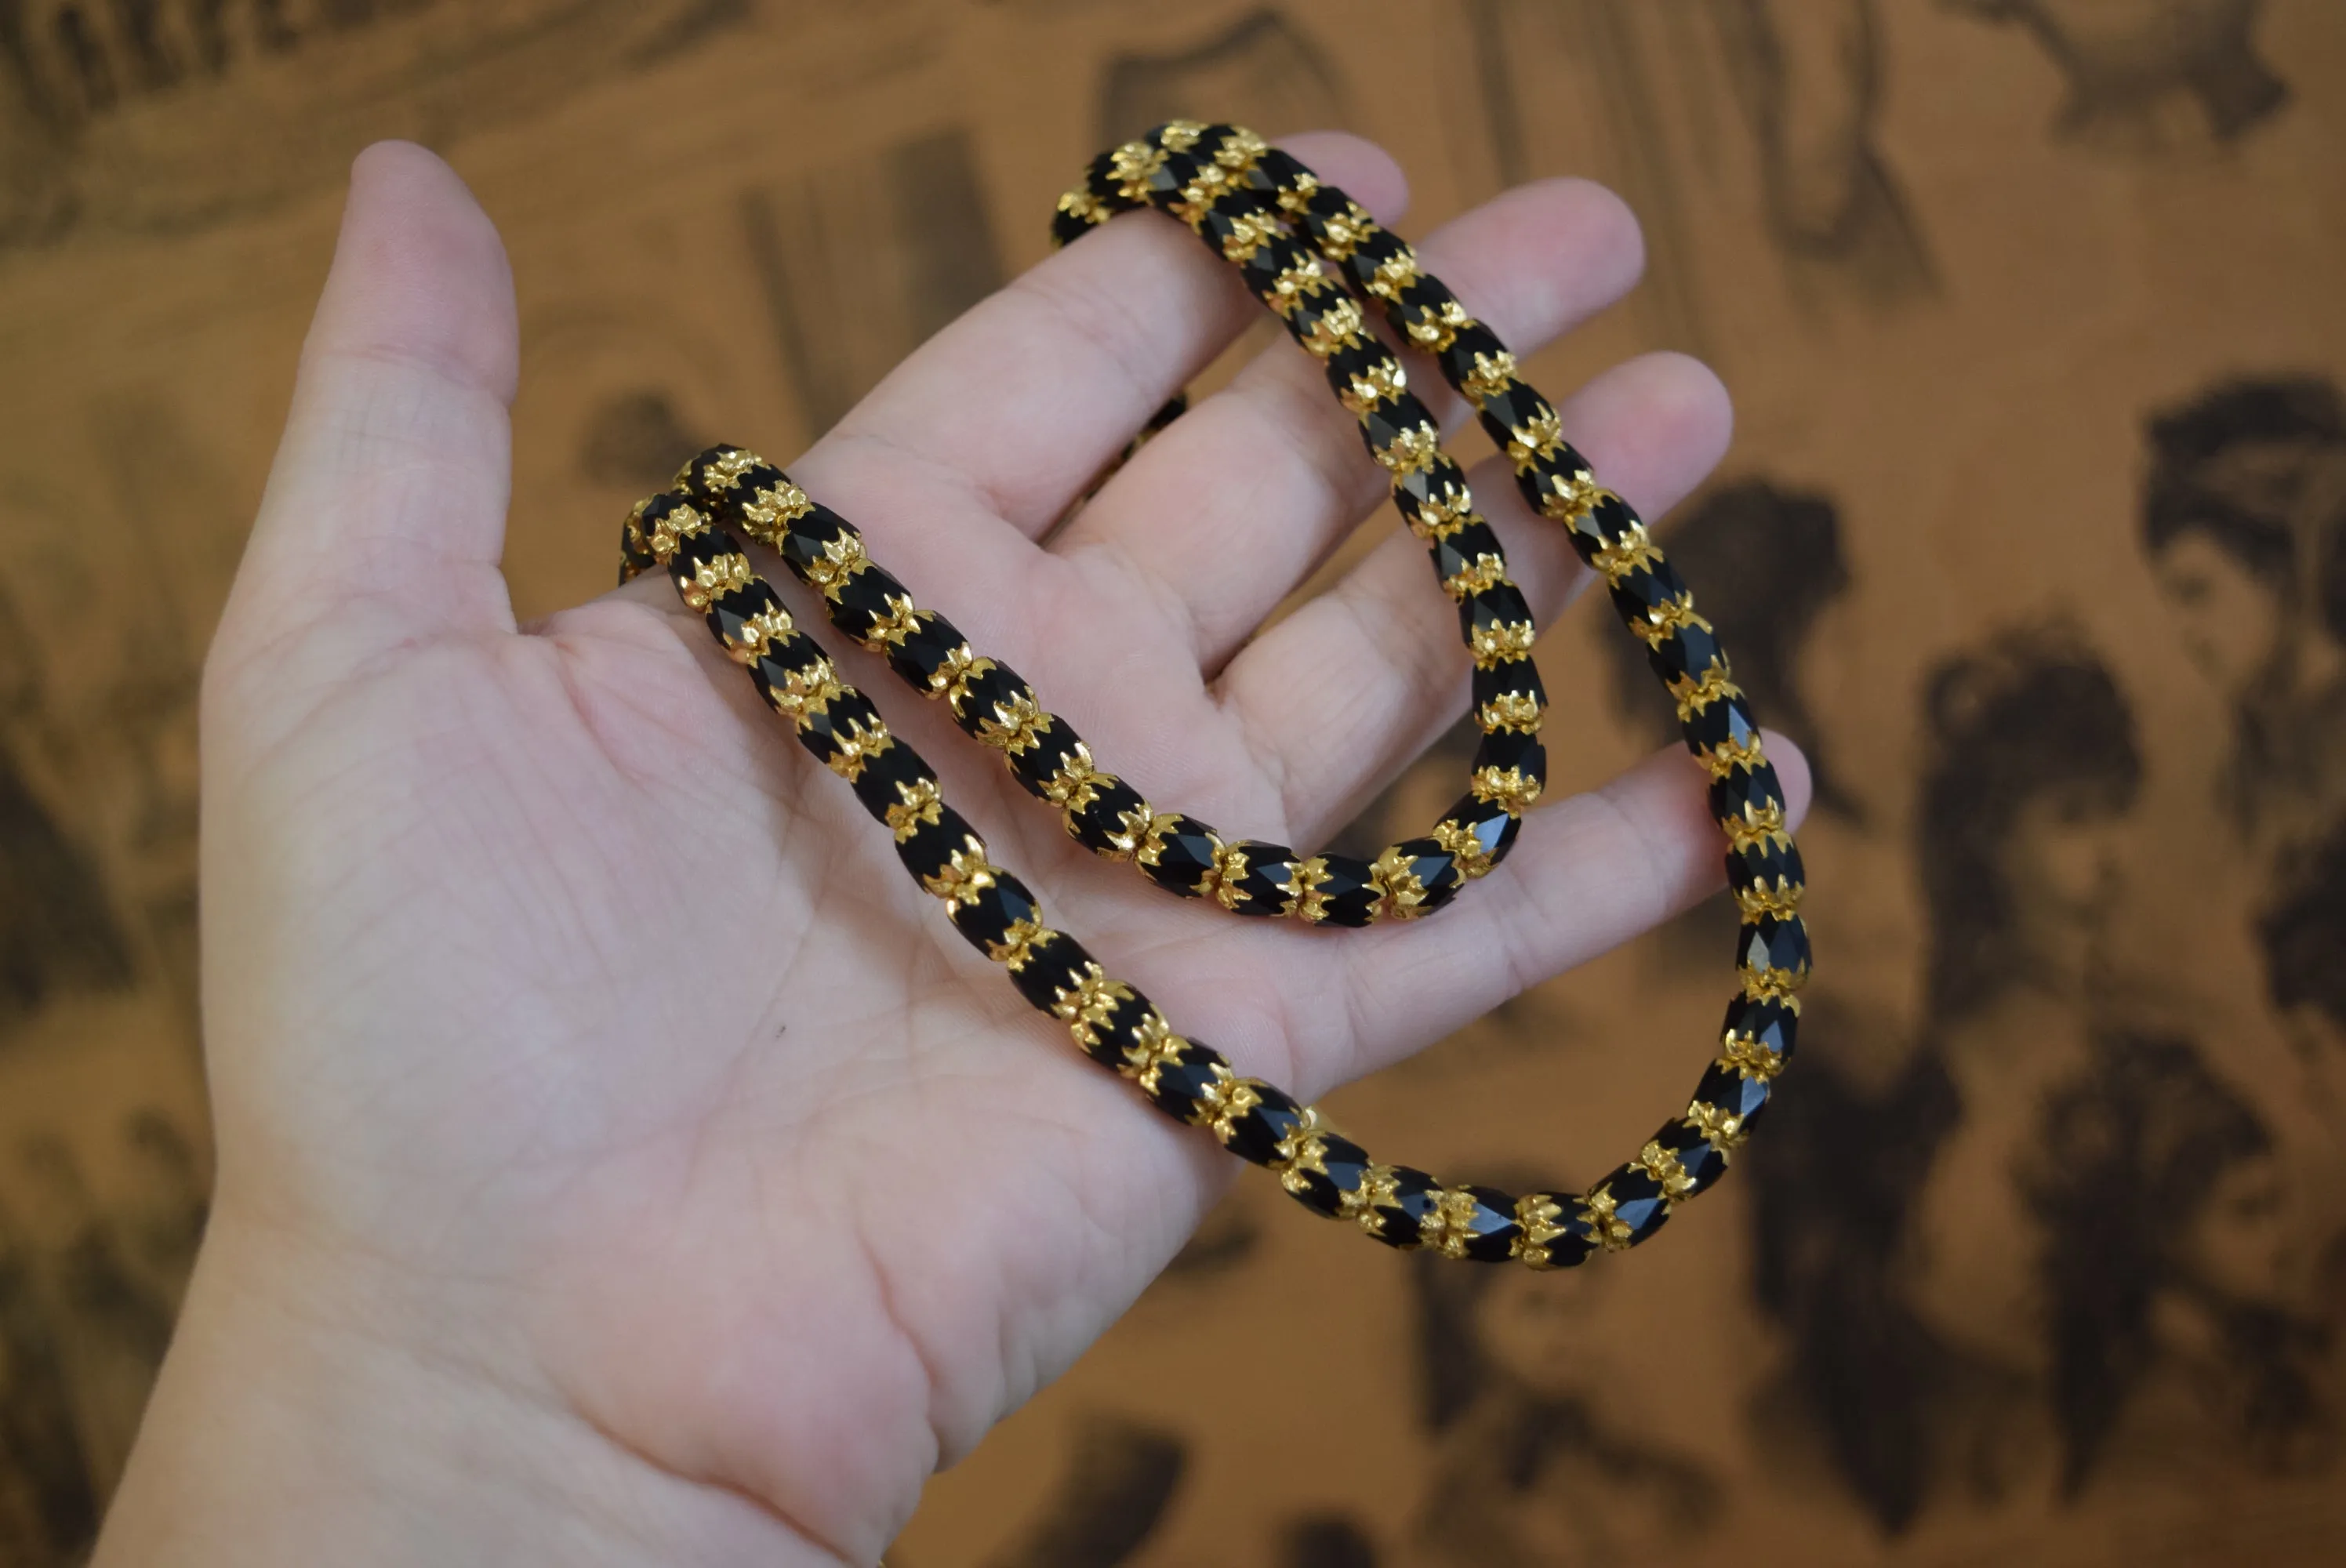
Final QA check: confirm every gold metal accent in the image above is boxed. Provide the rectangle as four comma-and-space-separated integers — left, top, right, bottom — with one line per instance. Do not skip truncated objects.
801, 532, 870, 591
1116, 1010, 1178, 1077
1513, 1192, 1571, 1269
1741, 960, 1808, 1004
1479, 689, 1543, 733
1138, 812, 1222, 880
1288, 856, 1331, 922
932, 642, 983, 699
864, 597, 924, 650
1053, 970, 1135, 1049
1684, 1099, 1749, 1152
1100, 799, 1154, 858
1337, 357, 1408, 416
1629, 592, 1711, 651
1591, 519, 1664, 582
1219, 206, 1285, 263
767, 656, 843, 718
1316, 202, 1376, 260
975, 690, 1048, 753
1369, 844, 1431, 920
1583, 1184, 1637, 1252
1537, 469, 1602, 523
1300, 296, 1366, 358
738, 478, 812, 543
1199, 1075, 1266, 1144
1375, 420, 1444, 477
1720, 1028, 1788, 1080
920, 842, 996, 904
1405, 298, 1472, 351
1266, 259, 1336, 318
821, 715, 890, 780
1638, 1141, 1699, 1200
1274, 168, 1320, 214
680, 551, 755, 611
690, 448, 759, 492
647, 500, 709, 559
1339, 1163, 1398, 1231
1699, 733, 1769, 780
1159, 120, 1207, 151
1365, 247, 1422, 299
1671, 664, 1744, 723
1042, 744, 1099, 807
1215, 126, 1268, 169
1405, 488, 1477, 542
1056, 187, 1108, 230
1722, 798, 1789, 851
1470, 764, 1543, 815
724, 606, 797, 664
1278, 1131, 1331, 1200
1432, 818, 1494, 880
883, 777, 943, 844
1469, 618, 1538, 667
1109, 140, 1166, 201
1502, 405, 1567, 472
1462, 351, 1519, 405
1210, 843, 1257, 910
1442, 552, 1509, 600
1734, 877, 1804, 921
986, 917, 1052, 971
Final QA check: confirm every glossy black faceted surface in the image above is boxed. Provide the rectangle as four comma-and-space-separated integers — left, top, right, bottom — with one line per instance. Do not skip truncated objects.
1738, 915, 1811, 985
894, 804, 982, 886
747, 634, 826, 713
1357, 391, 1436, 459
1711, 760, 1786, 824
705, 580, 785, 653
1474, 383, 1554, 449
948, 661, 1030, 735
1068, 778, 1149, 854
1647, 618, 1726, 687
946, 870, 1043, 956
1650, 1120, 1730, 1198
1138, 814, 1222, 897
1320, 339, 1398, 402
823, 562, 909, 639
1280, 1133, 1372, 1218
1304, 854, 1379, 927
848, 739, 934, 822
1144, 1040, 1230, 1122
1220, 1081, 1308, 1167
1237, 232, 1313, 299
1519, 1194, 1598, 1269
1690, 1061, 1772, 1135
1727, 833, 1805, 897
884, 610, 968, 693
794, 689, 884, 768
1338, 223, 1411, 289
1390, 459, 1473, 532
1075, 989, 1158, 1070
1472, 728, 1545, 784
1434, 321, 1511, 394
1606, 557, 1694, 622
1450, 1185, 1525, 1263
775, 504, 855, 579
1365, 1165, 1440, 1250
1681, 690, 1762, 759
1440, 790, 1523, 872
1007, 717, 1087, 797
1472, 657, 1545, 720
1222, 840, 1299, 916
1460, 583, 1534, 645
1595, 1163, 1673, 1248
1382, 837, 1464, 916
1008, 933, 1095, 1013
1722, 994, 1800, 1067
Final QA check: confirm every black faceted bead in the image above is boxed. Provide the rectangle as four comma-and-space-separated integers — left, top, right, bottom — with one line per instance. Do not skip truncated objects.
1357, 390, 1439, 461
695, 459, 789, 525
1387, 274, 1461, 340
1007, 716, 1088, 798
848, 737, 934, 823
895, 805, 983, 888
1474, 383, 1555, 452
1282, 290, 1361, 352
620, 511, 656, 575
1727, 833, 1805, 898
1320, 338, 1399, 403
1216, 1081, 1309, 1167
1142, 1039, 1231, 1123
1280, 1132, 1373, 1219
1434, 321, 1511, 397
1647, 618, 1726, 688
1222, 840, 1299, 916
1606, 562, 1694, 631
747, 633, 827, 713
1723, 995, 1799, 1070
1073, 988, 1160, 1071
1391, 459, 1474, 532
1339, 223, 1412, 290
1473, 728, 1546, 785
1739, 915, 1811, 991
1245, 147, 1313, 197
1442, 1185, 1525, 1262
1690, 1061, 1772, 1141
668, 521, 743, 575
705, 579, 787, 655
795, 688, 885, 769
1460, 583, 1534, 651
1516, 1192, 1598, 1270
1008, 931, 1096, 1014
1648, 1120, 1731, 1200
1682, 690, 1762, 760
1190, 187, 1280, 255
1711, 759, 1785, 826
823, 562, 911, 641
948, 660, 1031, 736
1137, 814, 1222, 898
775, 503, 855, 580
1051, 202, 1100, 249
1557, 490, 1637, 561
1237, 231, 1314, 299
1364, 1165, 1441, 1250
1379, 837, 1464, 919
1518, 443, 1600, 523
1590, 1163, 1673, 1250
884, 610, 969, 695
1429, 520, 1507, 589
1473, 658, 1545, 728
1068, 776, 1149, 855
1299, 854, 1379, 927
1439, 791, 1523, 875
946, 869, 1043, 959
1136, 147, 1205, 203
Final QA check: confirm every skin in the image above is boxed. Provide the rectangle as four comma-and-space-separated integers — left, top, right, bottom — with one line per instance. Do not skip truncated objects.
90, 139, 1807, 1566
1996, 782, 2128, 998
2152, 531, 2282, 695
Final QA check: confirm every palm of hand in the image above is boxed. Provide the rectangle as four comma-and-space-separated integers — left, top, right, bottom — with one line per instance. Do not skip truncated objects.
196, 140, 1791, 1560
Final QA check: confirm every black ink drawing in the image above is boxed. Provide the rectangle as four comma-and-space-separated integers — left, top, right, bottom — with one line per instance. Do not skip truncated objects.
2139, 375, 2346, 862
1098, 9, 1346, 149
1941, 0, 2290, 154
741, 127, 1008, 438
2257, 817, 2346, 1058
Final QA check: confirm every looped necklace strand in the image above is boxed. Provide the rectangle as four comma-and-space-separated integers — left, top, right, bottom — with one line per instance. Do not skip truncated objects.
616, 125, 1809, 1266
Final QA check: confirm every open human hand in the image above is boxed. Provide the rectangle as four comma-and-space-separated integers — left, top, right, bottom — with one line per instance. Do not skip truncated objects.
100, 137, 1807, 1566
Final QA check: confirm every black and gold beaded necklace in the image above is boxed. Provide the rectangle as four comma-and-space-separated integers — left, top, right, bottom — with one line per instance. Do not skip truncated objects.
619, 124, 1807, 1268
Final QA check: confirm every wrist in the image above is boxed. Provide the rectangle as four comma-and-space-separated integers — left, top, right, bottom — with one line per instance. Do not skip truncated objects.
96, 1206, 844, 1568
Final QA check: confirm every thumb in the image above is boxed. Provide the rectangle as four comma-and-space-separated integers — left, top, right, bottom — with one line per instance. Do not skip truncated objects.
214, 142, 519, 688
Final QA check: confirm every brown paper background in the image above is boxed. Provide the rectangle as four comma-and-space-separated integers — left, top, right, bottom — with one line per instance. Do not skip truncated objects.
2, 2, 2344, 1563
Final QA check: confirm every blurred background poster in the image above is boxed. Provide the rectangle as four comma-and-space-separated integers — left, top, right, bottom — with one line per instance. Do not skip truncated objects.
2, 2, 2343, 1563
